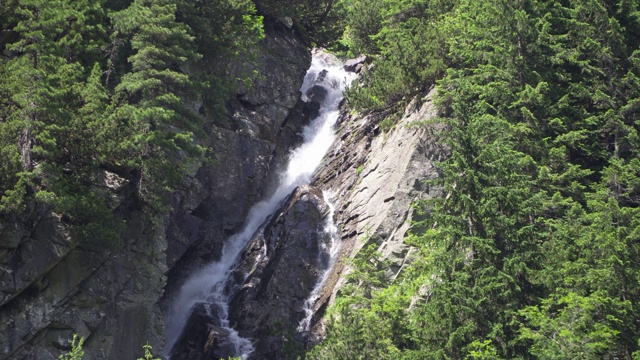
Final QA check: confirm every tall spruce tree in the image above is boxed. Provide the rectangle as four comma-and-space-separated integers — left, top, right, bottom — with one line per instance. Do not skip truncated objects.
0, 0, 110, 215
111, 0, 203, 210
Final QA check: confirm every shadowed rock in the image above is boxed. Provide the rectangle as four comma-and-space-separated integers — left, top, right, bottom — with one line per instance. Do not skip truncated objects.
305, 84, 329, 104
227, 185, 332, 359
170, 302, 234, 360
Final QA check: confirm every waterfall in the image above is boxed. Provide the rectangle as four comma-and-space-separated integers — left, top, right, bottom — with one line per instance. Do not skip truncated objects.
164, 53, 355, 358
297, 190, 340, 332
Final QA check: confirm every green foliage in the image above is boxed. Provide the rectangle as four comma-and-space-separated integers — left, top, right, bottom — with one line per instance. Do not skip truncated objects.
58, 334, 85, 360
0, 0, 18, 32
0, 0, 266, 244
313, 0, 640, 359
253, 0, 345, 47
519, 293, 622, 359
58, 336, 163, 360
0, 0, 120, 235
111, 0, 205, 211
179, 0, 264, 120
344, 0, 384, 55
137, 344, 161, 360
343, 0, 457, 111
308, 243, 407, 360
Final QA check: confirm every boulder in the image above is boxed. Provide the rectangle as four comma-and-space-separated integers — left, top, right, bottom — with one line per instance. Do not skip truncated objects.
343, 55, 367, 73
169, 302, 234, 360
305, 84, 328, 104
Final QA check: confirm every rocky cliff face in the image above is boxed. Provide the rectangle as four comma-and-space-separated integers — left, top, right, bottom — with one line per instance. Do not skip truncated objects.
310, 89, 448, 323
0, 13, 446, 359
0, 188, 167, 360
228, 185, 332, 359
218, 86, 448, 358
162, 18, 310, 290
0, 18, 310, 360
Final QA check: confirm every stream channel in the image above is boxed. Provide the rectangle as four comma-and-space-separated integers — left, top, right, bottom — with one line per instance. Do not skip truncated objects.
164, 53, 354, 359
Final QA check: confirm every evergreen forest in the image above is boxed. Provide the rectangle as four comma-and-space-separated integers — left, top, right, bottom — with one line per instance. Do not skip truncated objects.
313, 0, 640, 359
0, 0, 270, 244
1, 0, 640, 359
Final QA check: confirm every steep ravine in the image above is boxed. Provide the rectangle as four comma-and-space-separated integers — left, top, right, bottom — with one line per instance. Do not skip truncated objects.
222, 86, 449, 358
0, 16, 447, 360
165, 52, 355, 360
177, 63, 448, 358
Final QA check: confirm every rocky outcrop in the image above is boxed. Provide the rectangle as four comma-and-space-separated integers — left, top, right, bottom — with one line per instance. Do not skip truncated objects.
228, 185, 331, 359
0, 197, 167, 360
170, 185, 332, 359
169, 302, 236, 360
342, 55, 367, 73
305, 88, 448, 335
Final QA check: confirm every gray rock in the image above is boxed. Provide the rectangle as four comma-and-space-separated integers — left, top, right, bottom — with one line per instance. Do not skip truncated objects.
0, 205, 167, 360
343, 55, 367, 73
0, 217, 23, 250
226, 185, 331, 359
233, 20, 311, 129
306, 88, 448, 337
169, 302, 233, 360
305, 85, 328, 104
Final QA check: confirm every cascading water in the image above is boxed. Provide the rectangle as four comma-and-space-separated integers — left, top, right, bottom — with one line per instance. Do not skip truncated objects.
297, 190, 340, 332
164, 53, 355, 358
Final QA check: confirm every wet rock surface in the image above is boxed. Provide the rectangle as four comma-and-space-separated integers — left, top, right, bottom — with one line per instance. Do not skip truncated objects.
161, 17, 311, 327
169, 302, 234, 360
226, 185, 331, 359
343, 55, 367, 73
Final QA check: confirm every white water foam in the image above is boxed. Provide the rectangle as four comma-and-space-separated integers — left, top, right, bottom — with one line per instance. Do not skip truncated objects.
164, 53, 355, 358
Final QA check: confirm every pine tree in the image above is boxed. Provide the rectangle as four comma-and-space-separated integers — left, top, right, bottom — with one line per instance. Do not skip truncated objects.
313, 0, 640, 358
112, 0, 203, 210
1, 0, 109, 213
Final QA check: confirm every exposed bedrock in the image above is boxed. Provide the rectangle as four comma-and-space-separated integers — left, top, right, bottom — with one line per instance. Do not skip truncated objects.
219, 90, 448, 357
168, 302, 236, 360
227, 185, 331, 359
169, 185, 331, 359
305, 88, 449, 338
